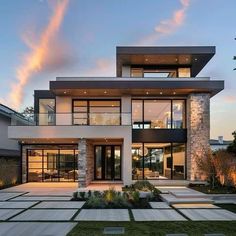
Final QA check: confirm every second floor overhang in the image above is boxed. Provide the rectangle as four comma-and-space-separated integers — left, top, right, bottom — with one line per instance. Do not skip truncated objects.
50, 77, 224, 97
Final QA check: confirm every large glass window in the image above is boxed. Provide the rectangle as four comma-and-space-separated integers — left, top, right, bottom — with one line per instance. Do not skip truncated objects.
132, 143, 186, 180
27, 148, 78, 182
132, 99, 185, 129
144, 100, 171, 129
38, 99, 55, 125
178, 68, 191, 77
172, 143, 185, 180
132, 100, 143, 129
132, 143, 143, 180
73, 100, 120, 125
172, 100, 185, 128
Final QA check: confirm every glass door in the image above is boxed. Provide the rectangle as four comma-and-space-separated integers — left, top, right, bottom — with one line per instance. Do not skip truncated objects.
94, 145, 121, 180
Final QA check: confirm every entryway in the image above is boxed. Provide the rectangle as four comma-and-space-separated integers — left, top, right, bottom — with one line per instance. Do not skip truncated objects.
94, 145, 121, 180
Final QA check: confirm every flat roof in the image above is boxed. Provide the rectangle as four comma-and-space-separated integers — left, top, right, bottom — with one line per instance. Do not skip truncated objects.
116, 46, 215, 77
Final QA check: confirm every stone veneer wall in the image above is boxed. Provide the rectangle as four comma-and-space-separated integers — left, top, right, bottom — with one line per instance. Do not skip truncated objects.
187, 93, 210, 180
78, 139, 94, 187
21, 144, 78, 183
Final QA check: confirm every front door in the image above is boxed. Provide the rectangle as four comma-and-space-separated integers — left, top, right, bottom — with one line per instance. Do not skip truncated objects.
94, 145, 121, 180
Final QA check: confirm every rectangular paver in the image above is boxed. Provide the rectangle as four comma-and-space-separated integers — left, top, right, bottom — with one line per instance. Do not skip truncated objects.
0, 209, 23, 220
179, 209, 236, 221
0, 222, 76, 236
33, 201, 85, 209
132, 209, 187, 221
10, 209, 78, 221
0, 193, 26, 201
149, 202, 171, 209
172, 204, 219, 209
74, 209, 130, 221
0, 201, 38, 209
10, 196, 71, 201
160, 194, 213, 204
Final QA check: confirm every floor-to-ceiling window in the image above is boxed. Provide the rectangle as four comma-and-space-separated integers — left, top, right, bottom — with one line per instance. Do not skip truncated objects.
27, 148, 78, 182
132, 99, 185, 129
132, 143, 186, 180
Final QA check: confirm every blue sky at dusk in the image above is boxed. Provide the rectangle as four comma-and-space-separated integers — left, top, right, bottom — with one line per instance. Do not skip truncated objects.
0, 0, 236, 139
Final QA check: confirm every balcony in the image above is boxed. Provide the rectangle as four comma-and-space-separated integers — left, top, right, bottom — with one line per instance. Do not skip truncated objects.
10, 113, 132, 126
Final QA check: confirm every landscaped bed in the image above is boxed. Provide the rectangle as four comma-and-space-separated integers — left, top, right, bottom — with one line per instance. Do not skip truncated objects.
71, 181, 161, 209
189, 184, 236, 194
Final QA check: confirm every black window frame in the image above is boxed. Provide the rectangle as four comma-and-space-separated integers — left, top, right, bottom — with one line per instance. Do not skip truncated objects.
72, 99, 121, 125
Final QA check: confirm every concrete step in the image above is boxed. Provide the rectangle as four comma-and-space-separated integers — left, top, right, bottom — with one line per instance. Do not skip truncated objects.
160, 194, 214, 205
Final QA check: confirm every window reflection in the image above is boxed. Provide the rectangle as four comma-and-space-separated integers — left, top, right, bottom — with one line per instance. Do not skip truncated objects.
172, 100, 185, 128
38, 99, 55, 125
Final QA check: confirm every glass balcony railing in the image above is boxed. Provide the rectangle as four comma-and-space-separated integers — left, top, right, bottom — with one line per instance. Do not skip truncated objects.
10, 113, 132, 126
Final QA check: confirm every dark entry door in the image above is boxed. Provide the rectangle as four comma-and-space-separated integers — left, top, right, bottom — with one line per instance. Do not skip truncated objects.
94, 145, 121, 180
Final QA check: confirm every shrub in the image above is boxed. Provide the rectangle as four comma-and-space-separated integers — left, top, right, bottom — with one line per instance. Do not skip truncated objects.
131, 191, 140, 203
103, 187, 117, 203
86, 196, 106, 208
79, 191, 86, 200
72, 191, 78, 200
88, 190, 92, 198
133, 180, 155, 191
93, 191, 102, 198
111, 195, 132, 208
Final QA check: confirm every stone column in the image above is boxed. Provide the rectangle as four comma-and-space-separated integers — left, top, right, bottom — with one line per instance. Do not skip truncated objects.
186, 93, 210, 180
78, 139, 87, 188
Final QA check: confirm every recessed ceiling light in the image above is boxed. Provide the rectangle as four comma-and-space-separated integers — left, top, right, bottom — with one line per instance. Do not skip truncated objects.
146, 91, 149, 95
63, 91, 67, 94
175, 58, 178, 62
186, 58, 189, 61
173, 92, 176, 95
160, 92, 163, 95
83, 91, 87, 94
195, 58, 198, 61
145, 58, 148, 62
104, 91, 107, 94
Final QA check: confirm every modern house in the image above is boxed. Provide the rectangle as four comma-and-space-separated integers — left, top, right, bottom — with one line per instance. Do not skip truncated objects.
8, 46, 224, 187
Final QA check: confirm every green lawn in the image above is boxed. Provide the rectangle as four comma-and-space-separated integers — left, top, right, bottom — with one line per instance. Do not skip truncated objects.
68, 221, 236, 236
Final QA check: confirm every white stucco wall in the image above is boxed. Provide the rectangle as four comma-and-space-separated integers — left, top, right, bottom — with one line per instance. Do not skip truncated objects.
0, 115, 19, 150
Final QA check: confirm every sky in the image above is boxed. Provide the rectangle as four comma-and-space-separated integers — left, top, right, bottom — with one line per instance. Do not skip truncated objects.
0, 0, 235, 140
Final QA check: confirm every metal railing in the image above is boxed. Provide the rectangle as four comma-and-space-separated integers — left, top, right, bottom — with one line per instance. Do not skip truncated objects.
10, 113, 132, 126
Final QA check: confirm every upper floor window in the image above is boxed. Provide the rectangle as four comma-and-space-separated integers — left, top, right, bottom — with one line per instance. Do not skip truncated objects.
132, 99, 185, 129
130, 67, 191, 78
178, 68, 191, 77
38, 99, 55, 125
73, 100, 121, 125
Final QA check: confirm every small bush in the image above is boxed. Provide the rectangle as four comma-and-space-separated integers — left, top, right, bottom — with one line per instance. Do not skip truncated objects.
103, 187, 116, 202
72, 191, 78, 200
133, 180, 155, 191
86, 196, 106, 208
88, 190, 92, 198
93, 191, 102, 198
79, 191, 86, 200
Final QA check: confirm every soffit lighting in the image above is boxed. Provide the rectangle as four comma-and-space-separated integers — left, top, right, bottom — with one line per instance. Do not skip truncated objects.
63, 91, 67, 94
160, 92, 163, 95
104, 91, 107, 94
146, 91, 149, 95
173, 92, 176, 95
83, 91, 87, 94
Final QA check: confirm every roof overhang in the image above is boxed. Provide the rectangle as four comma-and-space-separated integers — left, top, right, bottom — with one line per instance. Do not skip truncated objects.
116, 46, 215, 77
50, 78, 224, 97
